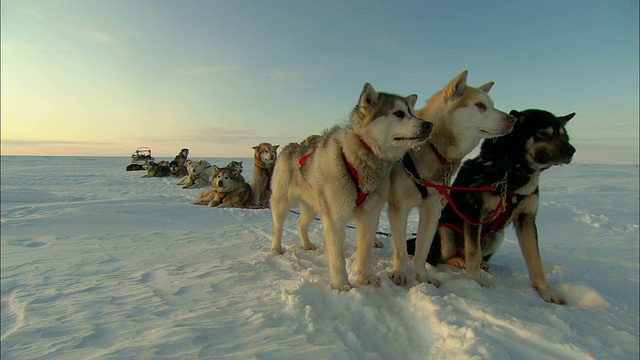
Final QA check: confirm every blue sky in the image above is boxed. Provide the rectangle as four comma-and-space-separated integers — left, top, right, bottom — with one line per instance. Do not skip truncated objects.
1, 0, 638, 163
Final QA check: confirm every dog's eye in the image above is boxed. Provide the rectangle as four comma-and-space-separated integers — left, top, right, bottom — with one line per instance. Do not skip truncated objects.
535, 131, 550, 140
475, 102, 486, 110
393, 110, 405, 118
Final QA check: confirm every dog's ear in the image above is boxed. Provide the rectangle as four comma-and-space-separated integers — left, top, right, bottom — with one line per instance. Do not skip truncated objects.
273, 145, 279, 151
509, 110, 522, 119
445, 70, 468, 99
359, 82, 378, 110
558, 112, 575, 124
405, 94, 418, 109
213, 165, 221, 175
478, 81, 494, 93
252, 145, 260, 151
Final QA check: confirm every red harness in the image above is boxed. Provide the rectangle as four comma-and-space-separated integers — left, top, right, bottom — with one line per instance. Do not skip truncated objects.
299, 135, 370, 207
401, 153, 517, 234
438, 191, 524, 238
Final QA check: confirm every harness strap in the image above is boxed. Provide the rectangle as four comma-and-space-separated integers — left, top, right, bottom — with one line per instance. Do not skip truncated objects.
438, 192, 524, 238
299, 153, 311, 166
341, 153, 368, 206
264, 166, 274, 190
402, 154, 430, 198
429, 142, 450, 166
421, 180, 506, 226
298, 135, 371, 207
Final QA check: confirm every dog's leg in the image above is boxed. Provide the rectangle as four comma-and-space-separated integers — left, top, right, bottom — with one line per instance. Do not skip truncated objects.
182, 179, 194, 189
387, 201, 411, 285
270, 198, 290, 254
412, 198, 443, 287
355, 210, 381, 287
514, 213, 566, 304
297, 202, 317, 251
438, 227, 457, 261
322, 213, 351, 291
250, 175, 263, 206
463, 222, 487, 286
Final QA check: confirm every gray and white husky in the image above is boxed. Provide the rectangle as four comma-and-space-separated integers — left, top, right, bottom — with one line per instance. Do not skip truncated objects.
387, 71, 516, 286
270, 83, 432, 291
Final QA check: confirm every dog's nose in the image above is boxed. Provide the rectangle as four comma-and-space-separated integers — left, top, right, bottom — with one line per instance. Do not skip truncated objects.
421, 120, 433, 135
566, 145, 576, 156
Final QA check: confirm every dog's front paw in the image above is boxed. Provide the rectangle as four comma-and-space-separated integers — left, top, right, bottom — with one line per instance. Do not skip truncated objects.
358, 274, 381, 287
480, 260, 490, 271
467, 270, 491, 288
389, 271, 407, 286
415, 273, 441, 288
445, 257, 466, 268
332, 283, 353, 292
301, 243, 317, 251
271, 246, 285, 255
535, 285, 566, 305
373, 239, 384, 248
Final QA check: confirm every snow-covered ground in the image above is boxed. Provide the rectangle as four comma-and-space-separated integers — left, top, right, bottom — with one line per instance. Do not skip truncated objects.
1, 156, 638, 359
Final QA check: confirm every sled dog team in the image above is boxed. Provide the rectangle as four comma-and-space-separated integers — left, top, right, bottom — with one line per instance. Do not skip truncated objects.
270, 71, 576, 304
142, 144, 279, 208
144, 70, 576, 304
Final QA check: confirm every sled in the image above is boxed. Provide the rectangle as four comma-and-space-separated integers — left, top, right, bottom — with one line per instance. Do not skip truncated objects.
130, 147, 155, 164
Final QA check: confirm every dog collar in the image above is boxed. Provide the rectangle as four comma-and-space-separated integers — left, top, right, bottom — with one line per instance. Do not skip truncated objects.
429, 142, 450, 165
357, 135, 373, 152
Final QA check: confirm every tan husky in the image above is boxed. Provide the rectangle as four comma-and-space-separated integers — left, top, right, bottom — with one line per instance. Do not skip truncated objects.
387, 71, 516, 286
250, 143, 279, 206
270, 83, 432, 290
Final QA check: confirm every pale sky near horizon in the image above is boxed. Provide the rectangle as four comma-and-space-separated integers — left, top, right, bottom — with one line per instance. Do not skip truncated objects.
1, 0, 638, 164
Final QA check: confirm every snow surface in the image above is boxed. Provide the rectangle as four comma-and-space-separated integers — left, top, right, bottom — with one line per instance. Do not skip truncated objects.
1, 156, 638, 359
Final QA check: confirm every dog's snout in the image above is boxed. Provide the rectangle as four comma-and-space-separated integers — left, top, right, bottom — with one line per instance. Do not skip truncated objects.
421, 120, 433, 136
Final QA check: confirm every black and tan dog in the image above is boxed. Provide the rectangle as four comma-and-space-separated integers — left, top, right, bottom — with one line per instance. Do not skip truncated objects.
207, 165, 251, 208
412, 109, 575, 304
173, 148, 189, 165
168, 160, 188, 178
141, 161, 171, 178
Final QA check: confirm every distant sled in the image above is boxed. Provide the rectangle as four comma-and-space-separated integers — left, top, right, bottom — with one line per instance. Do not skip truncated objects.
127, 146, 155, 171
130, 147, 155, 164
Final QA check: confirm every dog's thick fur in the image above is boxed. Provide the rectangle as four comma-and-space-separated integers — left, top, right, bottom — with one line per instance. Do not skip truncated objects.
270, 83, 432, 290
226, 160, 244, 174
176, 159, 214, 189
193, 161, 247, 206
250, 143, 279, 206
206, 166, 251, 208
193, 187, 217, 206
300, 134, 321, 148
423, 109, 575, 304
142, 161, 171, 178
387, 70, 516, 286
